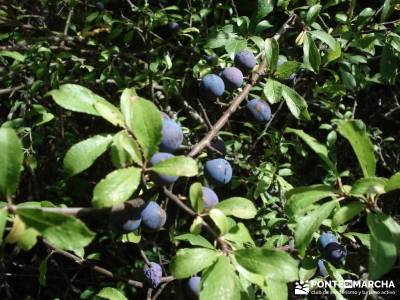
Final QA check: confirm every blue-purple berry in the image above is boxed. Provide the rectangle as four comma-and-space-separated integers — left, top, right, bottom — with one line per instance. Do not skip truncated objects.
141, 202, 167, 230
220, 67, 243, 91
200, 74, 225, 99
316, 259, 328, 277
95, 1, 104, 11
186, 276, 201, 299
247, 99, 272, 122
167, 22, 180, 34
204, 158, 232, 185
109, 209, 142, 233
159, 119, 183, 153
234, 50, 256, 72
317, 232, 339, 252
324, 242, 347, 265
202, 187, 219, 209
143, 262, 163, 288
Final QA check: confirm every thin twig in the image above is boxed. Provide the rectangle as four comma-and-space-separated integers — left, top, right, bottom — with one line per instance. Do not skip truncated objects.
252, 100, 285, 149
162, 187, 230, 253
61, 8, 74, 47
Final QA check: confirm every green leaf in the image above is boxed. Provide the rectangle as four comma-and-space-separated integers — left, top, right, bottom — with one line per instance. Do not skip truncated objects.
234, 248, 298, 282
285, 128, 336, 171
17, 208, 95, 253
200, 256, 240, 300
47, 84, 106, 116
113, 131, 142, 166
275, 61, 301, 80
121, 232, 141, 244
386, 172, 400, 192
17, 227, 39, 251
349, 232, 371, 249
92, 167, 141, 208
38, 254, 50, 286
325, 41, 342, 63
0, 209, 7, 245
281, 85, 310, 121
294, 200, 337, 256
265, 38, 279, 72
189, 182, 204, 213
170, 248, 219, 279
303, 32, 321, 73
97, 287, 128, 300
151, 156, 198, 177
351, 177, 388, 195
367, 213, 397, 279
285, 184, 336, 217
120, 88, 137, 130
0, 127, 23, 197
310, 30, 337, 51
381, 0, 395, 22
209, 209, 230, 235
332, 202, 364, 227
252, 0, 274, 24
0, 50, 25, 61
310, 30, 342, 64
263, 79, 283, 104
94, 100, 125, 127
174, 233, 215, 249
130, 97, 162, 160
214, 198, 257, 219
225, 38, 247, 59
64, 135, 112, 176
381, 215, 400, 249
205, 31, 231, 49
223, 223, 255, 246
334, 119, 376, 178
265, 280, 288, 300
340, 69, 356, 90
306, 4, 322, 25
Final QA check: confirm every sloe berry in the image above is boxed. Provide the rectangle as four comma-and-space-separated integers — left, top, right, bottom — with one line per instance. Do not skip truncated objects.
204, 158, 232, 185
141, 202, 167, 230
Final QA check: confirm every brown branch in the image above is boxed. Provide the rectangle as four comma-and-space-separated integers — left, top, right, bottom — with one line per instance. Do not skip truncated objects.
42, 239, 144, 288
0, 84, 25, 96
188, 14, 296, 157
7, 198, 145, 217
152, 279, 174, 300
